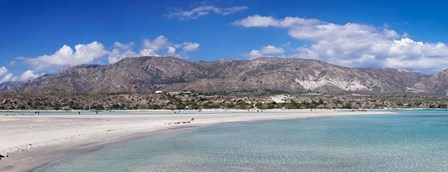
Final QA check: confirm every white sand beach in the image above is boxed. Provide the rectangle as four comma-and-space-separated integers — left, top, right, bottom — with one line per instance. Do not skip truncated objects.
0, 109, 393, 171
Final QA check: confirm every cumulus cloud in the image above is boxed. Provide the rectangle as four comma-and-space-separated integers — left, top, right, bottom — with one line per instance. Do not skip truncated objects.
24, 42, 106, 71
18, 70, 41, 81
0, 67, 8, 76
0, 67, 41, 83
108, 35, 200, 63
245, 45, 285, 59
18, 36, 199, 68
139, 35, 200, 58
12, 36, 199, 79
0, 67, 13, 83
108, 42, 138, 64
234, 15, 448, 73
167, 5, 248, 20
140, 36, 172, 56
0, 73, 14, 83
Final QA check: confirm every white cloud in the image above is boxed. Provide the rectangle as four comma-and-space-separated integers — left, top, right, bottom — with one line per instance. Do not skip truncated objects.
25, 41, 106, 71
142, 36, 169, 52
12, 36, 199, 80
167, 5, 248, 20
0, 67, 8, 76
108, 42, 138, 64
167, 46, 177, 55
233, 15, 319, 28
108, 36, 200, 64
19, 70, 41, 81
0, 66, 41, 83
19, 35, 199, 67
0, 73, 14, 83
233, 15, 280, 27
261, 45, 285, 54
182, 42, 200, 52
0, 67, 14, 83
139, 35, 199, 58
245, 45, 285, 59
140, 36, 171, 56
235, 15, 448, 73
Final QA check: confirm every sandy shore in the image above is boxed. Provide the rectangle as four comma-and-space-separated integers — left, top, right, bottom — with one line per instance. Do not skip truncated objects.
0, 109, 393, 171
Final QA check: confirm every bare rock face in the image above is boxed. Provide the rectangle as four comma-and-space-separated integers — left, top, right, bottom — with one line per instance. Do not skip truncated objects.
0, 81, 24, 92
412, 69, 448, 96
361, 68, 430, 94
4, 56, 447, 95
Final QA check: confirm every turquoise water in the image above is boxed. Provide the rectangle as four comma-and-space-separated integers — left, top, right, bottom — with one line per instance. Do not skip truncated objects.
33, 110, 448, 172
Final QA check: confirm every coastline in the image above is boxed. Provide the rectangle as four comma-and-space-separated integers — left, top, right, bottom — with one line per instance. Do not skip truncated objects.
0, 109, 394, 172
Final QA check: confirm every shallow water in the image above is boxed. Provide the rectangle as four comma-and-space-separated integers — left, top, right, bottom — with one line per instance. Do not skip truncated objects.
32, 110, 448, 172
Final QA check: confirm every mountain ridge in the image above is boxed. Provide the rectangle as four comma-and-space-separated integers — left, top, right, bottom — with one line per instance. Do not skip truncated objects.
3, 56, 447, 96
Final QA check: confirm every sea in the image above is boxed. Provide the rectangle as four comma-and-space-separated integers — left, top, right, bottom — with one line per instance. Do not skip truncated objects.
31, 110, 448, 172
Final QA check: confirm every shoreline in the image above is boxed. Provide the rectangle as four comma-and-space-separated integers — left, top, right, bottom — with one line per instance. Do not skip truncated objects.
2, 125, 201, 172
0, 110, 394, 172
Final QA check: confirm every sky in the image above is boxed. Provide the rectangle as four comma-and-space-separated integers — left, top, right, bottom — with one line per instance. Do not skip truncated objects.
1, 0, 448, 82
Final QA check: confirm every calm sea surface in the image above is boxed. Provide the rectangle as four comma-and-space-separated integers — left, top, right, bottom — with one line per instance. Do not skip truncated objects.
32, 110, 448, 172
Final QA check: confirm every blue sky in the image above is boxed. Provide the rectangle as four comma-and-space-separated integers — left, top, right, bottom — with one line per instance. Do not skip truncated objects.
1, 0, 448, 81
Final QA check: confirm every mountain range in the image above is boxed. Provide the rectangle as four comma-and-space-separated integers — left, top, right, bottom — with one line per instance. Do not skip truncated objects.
2, 56, 448, 96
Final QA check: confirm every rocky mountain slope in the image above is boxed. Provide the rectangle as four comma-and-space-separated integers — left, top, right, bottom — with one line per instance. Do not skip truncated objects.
411, 69, 448, 96
0, 81, 24, 92
4, 56, 447, 95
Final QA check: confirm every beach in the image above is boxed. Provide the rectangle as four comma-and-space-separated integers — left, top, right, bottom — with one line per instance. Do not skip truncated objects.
0, 109, 393, 172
